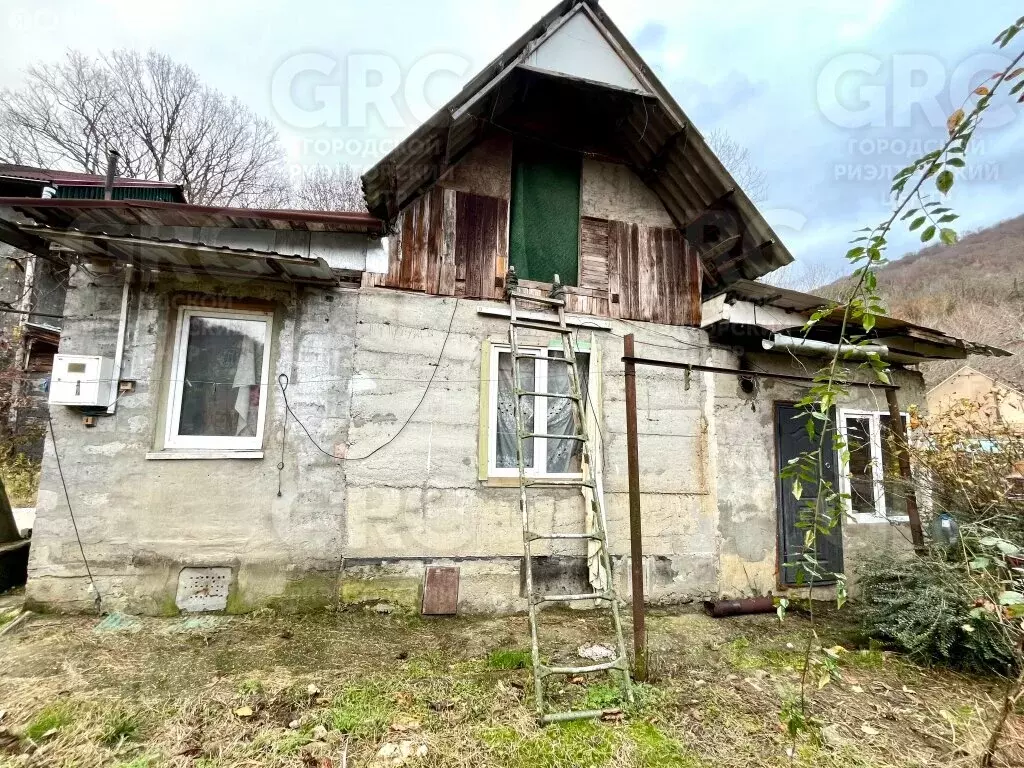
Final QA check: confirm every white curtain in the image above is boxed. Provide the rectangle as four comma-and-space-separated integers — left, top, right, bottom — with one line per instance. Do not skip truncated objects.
232, 338, 257, 436
496, 353, 534, 468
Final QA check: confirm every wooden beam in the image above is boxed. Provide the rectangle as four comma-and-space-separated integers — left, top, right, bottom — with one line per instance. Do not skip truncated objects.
0, 220, 51, 259
622, 334, 647, 682
885, 388, 925, 551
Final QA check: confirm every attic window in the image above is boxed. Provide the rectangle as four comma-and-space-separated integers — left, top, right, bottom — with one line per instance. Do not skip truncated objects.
508, 142, 581, 286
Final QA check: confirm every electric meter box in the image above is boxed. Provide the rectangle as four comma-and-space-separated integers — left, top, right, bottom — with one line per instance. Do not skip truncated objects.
49, 355, 115, 407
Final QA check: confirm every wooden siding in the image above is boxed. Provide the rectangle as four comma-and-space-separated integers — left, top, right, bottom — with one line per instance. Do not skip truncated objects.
580, 216, 610, 291
364, 189, 507, 301
608, 220, 701, 325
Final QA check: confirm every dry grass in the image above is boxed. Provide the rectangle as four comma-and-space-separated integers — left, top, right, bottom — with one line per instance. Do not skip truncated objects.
0, 606, 1020, 767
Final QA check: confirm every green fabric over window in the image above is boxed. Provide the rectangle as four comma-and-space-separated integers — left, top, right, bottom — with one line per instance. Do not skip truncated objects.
508, 143, 581, 286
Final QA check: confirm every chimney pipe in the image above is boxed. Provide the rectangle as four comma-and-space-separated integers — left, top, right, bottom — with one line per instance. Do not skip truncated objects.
103, 149, 120, 200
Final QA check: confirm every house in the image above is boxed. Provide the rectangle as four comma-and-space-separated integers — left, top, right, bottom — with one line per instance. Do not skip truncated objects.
927, 366, 1024, 434
0, 0, 1006, 615
0, 164, 186, 458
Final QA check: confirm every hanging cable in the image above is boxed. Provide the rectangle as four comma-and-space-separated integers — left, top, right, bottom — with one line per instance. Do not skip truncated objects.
278, 297, 460, 463
46, 414, 102, 614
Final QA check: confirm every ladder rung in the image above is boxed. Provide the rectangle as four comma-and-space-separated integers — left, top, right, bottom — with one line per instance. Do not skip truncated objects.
536, 591, 612, 603
525, 531, 602, 541
522, 433, 585, 441
541, 658, 627, 675
523, 479, 594, 489
510, 292, 565, 307
541, 708, 622, 724
510, 320, 573, 334
517, 390, 580, 400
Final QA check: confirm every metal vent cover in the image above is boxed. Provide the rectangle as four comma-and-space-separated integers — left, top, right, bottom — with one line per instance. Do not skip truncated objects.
175, 567, 232, 613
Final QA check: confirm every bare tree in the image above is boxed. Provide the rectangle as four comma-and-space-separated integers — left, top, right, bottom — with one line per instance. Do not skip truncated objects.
292, 165, 367, 212
706, 128, 769, 202
759, 260, 849, 297
0, 50, 289, 208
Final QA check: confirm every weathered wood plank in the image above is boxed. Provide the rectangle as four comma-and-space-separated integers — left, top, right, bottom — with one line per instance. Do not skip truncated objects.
580, 216, 610, 291
437, 188, 458, 295
455, 191, 508, 300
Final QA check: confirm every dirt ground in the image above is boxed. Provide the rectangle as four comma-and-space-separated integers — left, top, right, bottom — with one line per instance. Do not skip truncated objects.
0, 603, 1021, 768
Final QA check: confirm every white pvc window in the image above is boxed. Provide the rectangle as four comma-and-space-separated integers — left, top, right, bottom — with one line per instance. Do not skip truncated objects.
837, 409, 910, 523
165, 307, 272, 451
487, 344, 589, 478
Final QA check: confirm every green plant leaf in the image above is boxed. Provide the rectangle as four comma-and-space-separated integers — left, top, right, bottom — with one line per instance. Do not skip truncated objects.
921, 225, 936, 242
909, 216, 926, 231
939, 228, 958, 245
936, 170, 955, 194
998, 591, 1024, 606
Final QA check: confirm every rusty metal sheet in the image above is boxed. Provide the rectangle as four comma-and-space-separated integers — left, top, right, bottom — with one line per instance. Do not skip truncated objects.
421, 566, 460, 615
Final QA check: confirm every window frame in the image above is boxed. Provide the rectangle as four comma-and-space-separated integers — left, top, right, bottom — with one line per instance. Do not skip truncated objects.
486, 343, 586, 479
164, 306, 273, 451
836, 408, 910, 524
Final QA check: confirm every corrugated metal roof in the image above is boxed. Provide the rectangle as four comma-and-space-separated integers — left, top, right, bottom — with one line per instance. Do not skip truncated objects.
0, 198, 386, 235
22, 225, 345, 285
0, 163, 186, 202
361, 0, 793, 290
711, 279, 1010, 361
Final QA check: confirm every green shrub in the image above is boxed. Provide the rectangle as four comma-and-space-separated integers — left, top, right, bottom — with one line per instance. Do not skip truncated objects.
856, 553, 1014, 674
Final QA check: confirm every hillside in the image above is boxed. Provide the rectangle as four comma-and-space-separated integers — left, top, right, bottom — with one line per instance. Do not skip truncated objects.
819, 214, 1024, 390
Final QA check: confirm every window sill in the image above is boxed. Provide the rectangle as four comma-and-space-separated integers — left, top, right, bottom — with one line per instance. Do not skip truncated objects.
482, 476, 584, 488
851, 513, 910, 525
146, 450, 265, 460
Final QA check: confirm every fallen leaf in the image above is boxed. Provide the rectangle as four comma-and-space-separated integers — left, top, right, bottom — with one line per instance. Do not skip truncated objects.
902, 685, 917, 695
394, 691, 414, 707
850, 685, 864, 694
233, 706, 254, 718
861, 724, 880, 736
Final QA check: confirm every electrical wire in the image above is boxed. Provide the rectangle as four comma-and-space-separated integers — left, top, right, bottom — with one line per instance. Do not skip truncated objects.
277, 297, 460, 463
46, 413, 102, 614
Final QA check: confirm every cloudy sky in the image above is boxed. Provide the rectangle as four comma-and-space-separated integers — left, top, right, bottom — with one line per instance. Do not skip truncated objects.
1, 0, 1022, 276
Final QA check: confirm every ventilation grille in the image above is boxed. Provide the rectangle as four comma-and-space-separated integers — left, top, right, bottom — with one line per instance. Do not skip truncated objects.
175, 567, 232, 613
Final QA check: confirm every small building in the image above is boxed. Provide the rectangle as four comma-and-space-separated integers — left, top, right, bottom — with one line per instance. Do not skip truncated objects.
0, 0, 1005, 614
927, 366, 1024, 434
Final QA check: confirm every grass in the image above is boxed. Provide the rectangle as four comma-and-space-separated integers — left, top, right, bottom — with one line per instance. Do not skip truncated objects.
0, 607, 1014, 767
24, 702, 75, 741
98, 709, 142, 746
326, 682, 399, 739
487, 648, 532, 670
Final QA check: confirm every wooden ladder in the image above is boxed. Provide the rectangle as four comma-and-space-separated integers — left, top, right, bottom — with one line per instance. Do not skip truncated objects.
506, 282, 632, 724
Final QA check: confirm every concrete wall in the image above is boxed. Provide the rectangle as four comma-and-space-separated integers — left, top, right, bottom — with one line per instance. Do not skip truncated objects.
28, 271, 919, 614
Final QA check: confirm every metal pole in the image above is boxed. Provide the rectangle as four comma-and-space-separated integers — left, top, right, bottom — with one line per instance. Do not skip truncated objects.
623, 334, 647, 681
885, 387, 925, 551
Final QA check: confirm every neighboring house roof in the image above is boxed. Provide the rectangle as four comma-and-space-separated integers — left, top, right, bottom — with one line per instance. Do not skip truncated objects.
361, 0, 794, 290
927, 366, 1024, 399
0, 163, 186, 202
703, 279, 1010, 364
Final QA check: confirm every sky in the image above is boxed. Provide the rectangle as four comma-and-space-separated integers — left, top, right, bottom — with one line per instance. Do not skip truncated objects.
1, 0, 1022, 277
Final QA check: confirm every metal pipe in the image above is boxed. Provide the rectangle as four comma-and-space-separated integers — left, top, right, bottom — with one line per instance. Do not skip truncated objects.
619, 356, 900, 390
762, 334, 888, 360
106, 266, 131, 414
103, 149, 120, 200
623, 334, 647, 681
703, 596, 775, 618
